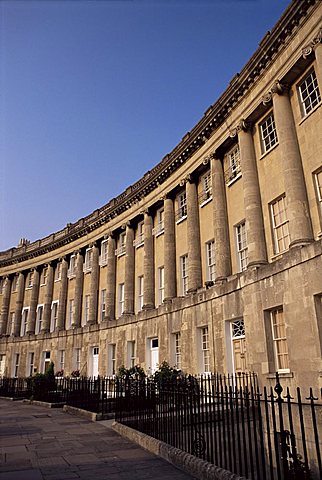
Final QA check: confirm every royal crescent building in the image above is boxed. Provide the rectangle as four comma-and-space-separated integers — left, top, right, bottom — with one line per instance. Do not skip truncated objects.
0, 0, 322, 391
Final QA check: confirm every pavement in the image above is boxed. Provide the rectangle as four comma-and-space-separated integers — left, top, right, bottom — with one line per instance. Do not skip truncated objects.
0, 399, 196, 480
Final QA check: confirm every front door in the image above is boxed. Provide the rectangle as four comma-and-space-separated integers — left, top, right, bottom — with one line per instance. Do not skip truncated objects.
0, 354, 5, 377
91, 347, 99, 378
233, 337, 247, 373
231, 319, 248, 373
150, 338, 159, 374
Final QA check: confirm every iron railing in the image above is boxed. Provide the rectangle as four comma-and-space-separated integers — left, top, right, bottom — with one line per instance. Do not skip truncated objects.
0, 377, 31, 398
0, 376, 117, 413
115, 374, 322, 480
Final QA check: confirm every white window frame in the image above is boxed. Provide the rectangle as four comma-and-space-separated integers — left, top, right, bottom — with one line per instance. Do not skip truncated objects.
59, 350, 65, 372
225, 145, 241, 185
74, 348, 81, 371
108, 343, 116, 376
13, 353, 20, 378
20, 307, 29, 337
176, 191, 187, 223
12, 276, 18, 293
137, 275, 144, 311
200, 326, 210, 374
180, 255, 188, 295
99, 240, 108, 266
50, 301, 59, 332
153, 208, 164, 236
115, 232, 126, 257
100, 289, 106, 321
298, 69, 321, 117
271, 308, 290, 373
118, 283, 125, 317
199, 171, 212, 206
35, 304, 44, 334
235, 222, 248, 272
26, 271, 34, 289
133, 222, 144, 248
127, 341, 136, 369
67, 298, 74, 328
260, 113, 278, 154
84, 294, 90, 324
40, 267, 48, 286
206, 240, 215, 282
68, 255, 76, 278
55, 262, 62, 282
174, 332, 181, 370
158, 266, 165, 305
84, 248, 93, 273
8, 312, 15, 335
314, 169, 322, 231
27, 352, 34, 377
270, 195, 290, 254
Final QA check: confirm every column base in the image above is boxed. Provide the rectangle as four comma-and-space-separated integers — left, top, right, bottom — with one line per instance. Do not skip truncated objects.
187, 288, 197, 294
289, 238, 314, 249
101, 316, 115, 323
247, 260, 268, 268
86, 321, 97, 326
143, 303, 154, 310
163, 297, 174, 304
215, 276, 228, 285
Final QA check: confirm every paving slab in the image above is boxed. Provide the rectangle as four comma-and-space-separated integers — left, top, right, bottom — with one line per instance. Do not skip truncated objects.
0, 399, 196, 479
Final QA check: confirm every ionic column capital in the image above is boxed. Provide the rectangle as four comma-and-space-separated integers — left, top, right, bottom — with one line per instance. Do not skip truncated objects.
204, 152, 216, 163
180, 173, 197, 187
302, 27, 322, 58
140, 207, 151, 217
262, 81, 289, 105
230, 119, 252, 137
161, 191, 172, 201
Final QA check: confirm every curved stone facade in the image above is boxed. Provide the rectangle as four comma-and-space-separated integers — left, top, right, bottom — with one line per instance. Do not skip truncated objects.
1, 0, 322, 390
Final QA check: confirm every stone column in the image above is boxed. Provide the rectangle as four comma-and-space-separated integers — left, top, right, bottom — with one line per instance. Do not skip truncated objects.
303, 28, 322, 92
236, 121, 267, 266
27, 268, 40, 335
57, 258, 68, 331
106, 234, 116, 320
164, 195, 176, 300
72, 251, 84, 328
143, 210, 154, 309
314, 41, 322, 89
13, 272, 25, 336
186, 175, 202, 292
271, 82, 313, 247
211, 154, 232, 281
88, 243, 99, 325
0, 277, 11, 335
42, 264, 54, 333
124, 223, 135, 315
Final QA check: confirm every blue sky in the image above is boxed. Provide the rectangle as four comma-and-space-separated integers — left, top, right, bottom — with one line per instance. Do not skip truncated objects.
0, 0, 289, 251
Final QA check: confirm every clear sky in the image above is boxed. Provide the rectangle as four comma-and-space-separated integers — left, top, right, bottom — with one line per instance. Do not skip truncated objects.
0, 0, 290, 251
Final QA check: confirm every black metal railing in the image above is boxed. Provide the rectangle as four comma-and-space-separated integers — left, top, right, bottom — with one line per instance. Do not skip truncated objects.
0, 376, 117, 414
0, 377, 32, 398
115, 374, 322, 480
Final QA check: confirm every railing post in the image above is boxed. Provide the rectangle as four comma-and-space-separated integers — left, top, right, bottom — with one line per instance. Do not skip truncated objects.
274, 373, 289, 479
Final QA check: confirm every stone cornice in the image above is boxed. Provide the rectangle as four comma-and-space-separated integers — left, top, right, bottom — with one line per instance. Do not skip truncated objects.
0, 0, 319, 268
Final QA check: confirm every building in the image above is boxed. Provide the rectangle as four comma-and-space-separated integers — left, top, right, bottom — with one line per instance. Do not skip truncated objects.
0, 0, 321, 391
